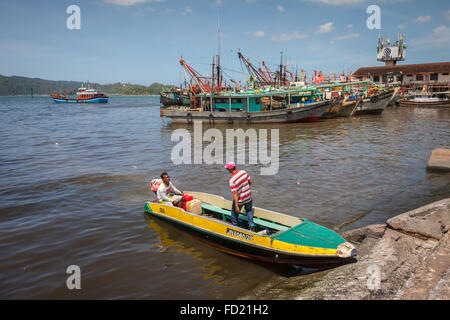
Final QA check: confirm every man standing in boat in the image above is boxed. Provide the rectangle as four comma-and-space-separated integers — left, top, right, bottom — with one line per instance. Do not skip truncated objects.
224, 162, 255, 231
157, 172, 184, 206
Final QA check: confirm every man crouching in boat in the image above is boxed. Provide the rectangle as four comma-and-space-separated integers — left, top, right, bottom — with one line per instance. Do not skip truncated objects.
224, 162, 256, 232
156, 172, 184, 206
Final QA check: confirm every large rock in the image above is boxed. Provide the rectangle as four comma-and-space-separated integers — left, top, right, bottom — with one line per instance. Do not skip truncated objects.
395, 233, 450, 300
427, 148, 450, 172
387, 198, 449, 240
239, 198, 450, 300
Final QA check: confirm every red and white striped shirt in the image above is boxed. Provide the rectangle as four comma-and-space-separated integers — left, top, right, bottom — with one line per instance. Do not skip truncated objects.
229, 170, 252, 204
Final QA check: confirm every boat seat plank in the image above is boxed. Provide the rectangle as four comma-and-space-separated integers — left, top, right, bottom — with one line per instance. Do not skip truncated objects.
201, 203, 289, 231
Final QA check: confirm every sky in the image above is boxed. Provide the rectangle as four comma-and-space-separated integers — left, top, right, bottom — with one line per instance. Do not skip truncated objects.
0, 0, 449, 86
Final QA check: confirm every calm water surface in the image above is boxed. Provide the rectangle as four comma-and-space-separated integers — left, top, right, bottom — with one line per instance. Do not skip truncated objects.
0, 96, 449, 299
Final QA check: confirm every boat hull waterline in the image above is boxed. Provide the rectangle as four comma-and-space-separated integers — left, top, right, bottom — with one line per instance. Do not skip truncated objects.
144, 192, 356, 268
397, 99, 450, 108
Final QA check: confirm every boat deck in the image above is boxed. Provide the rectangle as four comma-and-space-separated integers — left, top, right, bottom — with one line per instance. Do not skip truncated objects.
201, 202, 291, 234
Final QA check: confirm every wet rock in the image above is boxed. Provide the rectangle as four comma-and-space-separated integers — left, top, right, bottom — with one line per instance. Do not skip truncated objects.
342, 224, 387, 243
427, 148, 450, 172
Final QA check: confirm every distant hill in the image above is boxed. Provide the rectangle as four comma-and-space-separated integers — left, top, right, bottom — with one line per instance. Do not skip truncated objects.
0, 74, 174, 96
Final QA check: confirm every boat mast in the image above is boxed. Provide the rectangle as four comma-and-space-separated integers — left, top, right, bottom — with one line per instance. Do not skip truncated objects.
279, 51, 283, 87
212, 56, 215, 93
217, 14, 222, 93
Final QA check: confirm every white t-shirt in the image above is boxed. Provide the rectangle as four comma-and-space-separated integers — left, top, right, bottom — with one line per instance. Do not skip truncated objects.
157, 181, 182, 203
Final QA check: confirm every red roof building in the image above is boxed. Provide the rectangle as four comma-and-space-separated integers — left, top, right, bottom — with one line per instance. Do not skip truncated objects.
353, 62, 450, 89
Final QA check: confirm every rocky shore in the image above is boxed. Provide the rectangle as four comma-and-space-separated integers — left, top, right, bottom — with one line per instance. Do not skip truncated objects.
241, 198, 449, 300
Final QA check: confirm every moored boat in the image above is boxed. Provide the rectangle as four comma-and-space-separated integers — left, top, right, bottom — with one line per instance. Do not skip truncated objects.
321, 95, 361, 119
353, 89, 394, 115
144, 192, 356, 267
160, 89, 338, 124
160, 89, 190, 107
160, 98, 334, 124
51, 87, 108, 103
397, 93, 450, 108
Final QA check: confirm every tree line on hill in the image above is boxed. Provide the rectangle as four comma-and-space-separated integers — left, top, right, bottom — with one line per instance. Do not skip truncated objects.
0, 74, 174, 96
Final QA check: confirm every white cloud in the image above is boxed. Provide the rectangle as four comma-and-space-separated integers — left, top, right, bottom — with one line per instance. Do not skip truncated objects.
302, 0, 413, 5
332, 33, 360, 41
277, 4, 284, 12
445, 10, 450, 20
410, 25, 450, 47
346, 24, 353, 29
316, 22, 334, 34
301, 0, 364, 5
397, 24, 406, 29
415, 15, 432, 23
433, 25, 449, 33
302, 0, 412, 5
103, 0, 165, 6
181, 6, 192, 16
250, 30, 265, 37
270, 31, 309, 41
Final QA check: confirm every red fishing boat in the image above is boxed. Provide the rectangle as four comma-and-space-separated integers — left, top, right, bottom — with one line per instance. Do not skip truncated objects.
51, 87, 108, 103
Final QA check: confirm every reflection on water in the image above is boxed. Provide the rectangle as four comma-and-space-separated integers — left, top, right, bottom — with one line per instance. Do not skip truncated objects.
144, 213, 226, 285
0, 96, 449, 299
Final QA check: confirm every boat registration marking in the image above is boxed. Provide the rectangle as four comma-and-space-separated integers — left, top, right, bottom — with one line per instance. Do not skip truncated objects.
227, 228, 254, 241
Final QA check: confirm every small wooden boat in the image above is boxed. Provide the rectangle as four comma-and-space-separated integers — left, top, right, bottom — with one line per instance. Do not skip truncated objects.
398, 93, 450, 108
51, 87, 108, 103
144, 192, 356, 268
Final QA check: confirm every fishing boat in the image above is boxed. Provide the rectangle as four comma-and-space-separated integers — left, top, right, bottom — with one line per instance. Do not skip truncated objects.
321, 95, 361, 119
160, 89, 190, 107
397, 93, 450, 108
51, 87, 108, 103
353, 89, 394, 115
144, 192, 356, 268
160, 92, 335, 124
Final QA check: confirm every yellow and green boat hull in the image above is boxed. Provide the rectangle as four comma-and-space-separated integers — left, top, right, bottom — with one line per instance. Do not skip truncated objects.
144, 194, 355, 268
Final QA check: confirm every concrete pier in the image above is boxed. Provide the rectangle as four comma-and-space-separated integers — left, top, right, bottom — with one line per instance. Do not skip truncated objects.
427, 148, 450, 172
